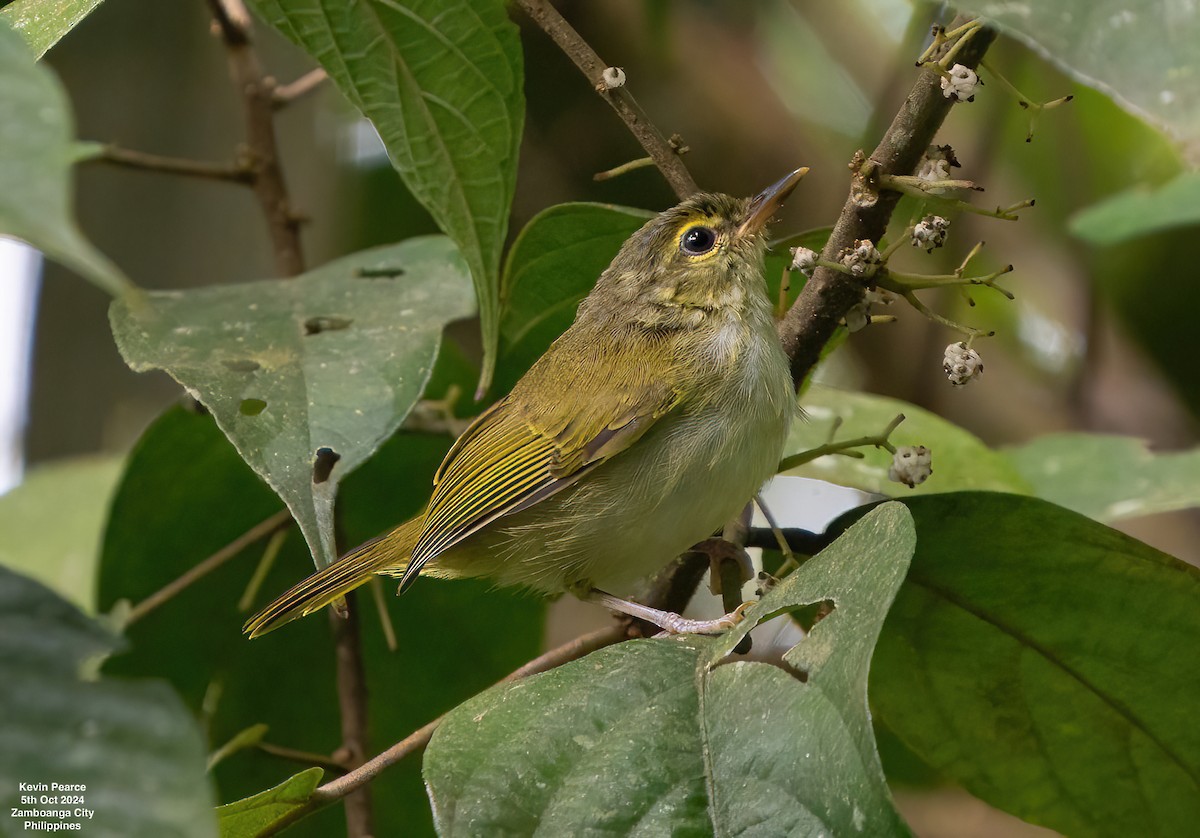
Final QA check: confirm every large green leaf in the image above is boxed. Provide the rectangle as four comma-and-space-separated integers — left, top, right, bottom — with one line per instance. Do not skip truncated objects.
783, 386, 1031, 495
110, 238, 473, 571
0, 0, 106, 57
1004, 432, 1200, 521
0, 565, 216, 837
248, 0, 524, 394
0, 19, 130, 296
964, 1, 1200, 147
425, 503, 916, 836
216, 767, 322, 838
0, 455, 122, 612
1071, 171, 1200, 244
99, 405, 545, 838
866, 492, 1200, 837
495, 202, 651, 393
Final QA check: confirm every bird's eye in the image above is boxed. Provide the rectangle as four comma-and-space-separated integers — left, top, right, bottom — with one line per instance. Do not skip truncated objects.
679, 225, 718, 256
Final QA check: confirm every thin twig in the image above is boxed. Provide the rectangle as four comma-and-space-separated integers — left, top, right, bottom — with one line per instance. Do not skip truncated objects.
259, 624, 627, 836
92, 145, 253, 184
206, 0, 305, 276
126, 509, 292, 625
272, 67, 328, 109
514, 0, 698, 199
257, 742, 352, 775
777, 16, 997, 388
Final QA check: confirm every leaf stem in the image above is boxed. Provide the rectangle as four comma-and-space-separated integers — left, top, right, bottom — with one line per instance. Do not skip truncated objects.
777, 414, 906, 473
514, 0, 698, 199
90, 145, 253, 184
271, 67, 328, 109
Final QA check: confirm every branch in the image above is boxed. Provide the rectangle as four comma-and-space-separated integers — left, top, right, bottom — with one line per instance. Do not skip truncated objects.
126, 509, 292, 625
327, 596, 374, 836
92, 145, 253, 184
271, 67, 328, 109
514, 0, 698, 200
777, 18, 997, 389
206, 0, 305, 276
260, 624, 627, 836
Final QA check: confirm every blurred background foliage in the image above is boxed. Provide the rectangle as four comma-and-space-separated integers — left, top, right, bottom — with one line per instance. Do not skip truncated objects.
5, 0, 1200, 835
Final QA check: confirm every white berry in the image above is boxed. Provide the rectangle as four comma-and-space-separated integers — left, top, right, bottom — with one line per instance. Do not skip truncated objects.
600, 67, 626, 89
943, 341, 984, 386
789, 246, 819, 277
941, 63, 979, 102
888, 445, 933, 488
912, 215, 950, 252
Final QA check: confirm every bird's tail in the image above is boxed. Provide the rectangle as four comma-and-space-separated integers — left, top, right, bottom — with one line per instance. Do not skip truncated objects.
243, 516, 423, 638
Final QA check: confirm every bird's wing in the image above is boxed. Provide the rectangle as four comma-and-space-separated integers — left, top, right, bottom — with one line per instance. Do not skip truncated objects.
401, 372, 682, 589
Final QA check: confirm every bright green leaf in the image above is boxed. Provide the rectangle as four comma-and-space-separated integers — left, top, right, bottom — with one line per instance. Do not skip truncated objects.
426, 503, 916, 836
1071, 171, 1200, 244
215, 767, 322, 838
110, 239, 474, 571
965, 1, 1200, 147
248, 0, 524, 394
0, 0, 106, 58
782, 385, 1031, 495
867, 492, 1200, 837
0, 455, 122, 612
0, 565, 216, 838
495, 202, 651, 393
0, 19, 130, 296
1004, 432, 1200, 521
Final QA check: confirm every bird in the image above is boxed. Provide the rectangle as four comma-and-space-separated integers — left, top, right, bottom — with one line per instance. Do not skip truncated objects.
245, 168, 806, 638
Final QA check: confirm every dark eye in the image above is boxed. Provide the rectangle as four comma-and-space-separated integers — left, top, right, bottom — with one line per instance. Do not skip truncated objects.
680, 225, 717, 256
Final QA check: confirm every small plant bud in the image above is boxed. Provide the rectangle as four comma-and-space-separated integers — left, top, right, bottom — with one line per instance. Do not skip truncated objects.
840, 239, 881, 278
888, 445, 933, 488
600, 67, 626, 89
941, 63, 979, 102
789, 246, 819, 277
943, 341, 984, 386
911, 215, 950, 252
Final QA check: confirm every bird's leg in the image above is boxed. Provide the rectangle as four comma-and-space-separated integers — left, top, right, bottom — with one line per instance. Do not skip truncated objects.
585, 588, 753, 635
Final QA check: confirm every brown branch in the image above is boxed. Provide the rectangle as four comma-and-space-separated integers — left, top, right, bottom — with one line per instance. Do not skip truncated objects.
272, 67, 329, 109
92, 145, 253, 184
777, 18, 997, 389
327, 596, 374, 836
514, 0, 698, 200
206, 0, 305, 276
259, 624, 627, 836
126, 509, 292, 625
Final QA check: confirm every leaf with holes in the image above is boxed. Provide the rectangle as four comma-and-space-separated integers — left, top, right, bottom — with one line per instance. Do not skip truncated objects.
109, 238, 474, 570
0, 18, 130, 296
0, 565, 216, 838
862, 492, 1200, 837
425, 503, 915, 836
248, 0, 523, 394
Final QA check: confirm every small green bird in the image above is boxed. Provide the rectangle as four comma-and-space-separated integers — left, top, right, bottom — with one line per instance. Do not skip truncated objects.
245, 169, 806, 638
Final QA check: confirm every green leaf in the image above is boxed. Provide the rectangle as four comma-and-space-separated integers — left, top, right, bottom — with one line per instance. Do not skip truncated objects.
966, 1, 1200, 145
1070, 171, 1200, 245
99, 406, 545, 837
0, 19, 130, 296
0, 565, 216, 838
0, 455, 122, 612
248, 0, 524, 394
1005, 432, 1200, 521
867, 492, 1200, 837
425, 503, 916, 836
782, 385, 1031, 495
495, 202, 651, 393
0, 0, 106, 58
110, 239, 473, 571
208, 723, 270, 772
215, 767, 323, 838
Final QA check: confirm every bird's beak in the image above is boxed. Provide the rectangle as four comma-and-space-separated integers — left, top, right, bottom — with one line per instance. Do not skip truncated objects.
737, 167, 808, 238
